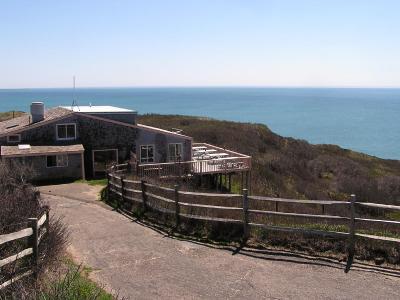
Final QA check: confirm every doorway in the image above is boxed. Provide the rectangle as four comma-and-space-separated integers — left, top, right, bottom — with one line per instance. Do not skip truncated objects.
92, 149, 118, 177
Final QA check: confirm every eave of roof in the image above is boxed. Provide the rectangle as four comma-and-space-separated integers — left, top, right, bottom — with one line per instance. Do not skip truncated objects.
1, 144, 84, 157
0, 107, 74, 137
136, 123, 193, 139
0, 106, 192, 140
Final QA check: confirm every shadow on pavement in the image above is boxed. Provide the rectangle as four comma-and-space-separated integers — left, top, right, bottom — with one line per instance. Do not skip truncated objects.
116, 208, 400, 279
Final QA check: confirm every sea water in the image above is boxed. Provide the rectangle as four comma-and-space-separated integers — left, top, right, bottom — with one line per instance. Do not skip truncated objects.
0, 87, 399, 160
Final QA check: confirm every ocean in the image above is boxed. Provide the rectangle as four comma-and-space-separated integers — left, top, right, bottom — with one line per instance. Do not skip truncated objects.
0, 87, 399, 160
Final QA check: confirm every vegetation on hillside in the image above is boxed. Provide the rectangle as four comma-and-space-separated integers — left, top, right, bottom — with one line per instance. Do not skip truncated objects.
138, 114, 400, 204
0, 111, 25, 122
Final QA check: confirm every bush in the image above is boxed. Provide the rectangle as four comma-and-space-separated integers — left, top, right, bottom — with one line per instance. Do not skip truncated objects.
0, 161, 69, 299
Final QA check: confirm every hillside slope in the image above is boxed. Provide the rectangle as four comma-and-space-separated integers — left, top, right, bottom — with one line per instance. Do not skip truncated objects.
138, 114, 400, 204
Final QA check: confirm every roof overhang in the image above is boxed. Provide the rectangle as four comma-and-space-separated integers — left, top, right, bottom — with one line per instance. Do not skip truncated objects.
1, 144, 84, 158
0, 107, 192, 140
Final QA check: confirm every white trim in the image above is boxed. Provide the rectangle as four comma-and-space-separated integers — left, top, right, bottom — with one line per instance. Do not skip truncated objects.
46, 154, 69, 168
6, 134, 21, 143
56, 123, 77, 141
168, 143, 183, 162
92, 149, 119, 175
139, 144, 155, 164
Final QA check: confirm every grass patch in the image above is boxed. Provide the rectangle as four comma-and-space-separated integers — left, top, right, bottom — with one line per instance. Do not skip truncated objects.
386, 211, 400, 221
39, 258, 113, 300
257, 222, 349, 233
75, 178, 108, 186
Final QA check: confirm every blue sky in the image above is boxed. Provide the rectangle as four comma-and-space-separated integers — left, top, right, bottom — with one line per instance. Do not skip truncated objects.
1, 0, 400, 88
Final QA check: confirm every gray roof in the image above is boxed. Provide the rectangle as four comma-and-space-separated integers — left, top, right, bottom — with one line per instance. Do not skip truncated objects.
0, 107, 73, 136
1, 144, 84, 157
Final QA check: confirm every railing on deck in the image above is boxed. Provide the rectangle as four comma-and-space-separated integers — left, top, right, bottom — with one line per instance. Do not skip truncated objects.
110, 156, 251, 179
107, 173, 400, 272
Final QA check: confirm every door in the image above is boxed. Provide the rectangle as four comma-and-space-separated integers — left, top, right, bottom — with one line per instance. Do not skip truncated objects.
92, 149, 118, 177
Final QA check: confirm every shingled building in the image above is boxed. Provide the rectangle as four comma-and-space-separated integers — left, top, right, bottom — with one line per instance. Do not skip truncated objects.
0, 102, 192, 181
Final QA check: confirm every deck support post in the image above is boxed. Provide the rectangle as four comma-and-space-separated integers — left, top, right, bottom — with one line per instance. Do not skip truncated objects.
228, 174, 232, 192
248, 171, 251, 195
241, 172, 244, 194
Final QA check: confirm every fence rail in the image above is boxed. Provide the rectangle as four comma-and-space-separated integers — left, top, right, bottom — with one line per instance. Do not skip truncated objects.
107, 173, 400, 271
0, 210, 49, 290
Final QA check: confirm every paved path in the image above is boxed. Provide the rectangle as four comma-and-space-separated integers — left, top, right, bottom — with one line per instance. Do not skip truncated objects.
43, 184, 400, 299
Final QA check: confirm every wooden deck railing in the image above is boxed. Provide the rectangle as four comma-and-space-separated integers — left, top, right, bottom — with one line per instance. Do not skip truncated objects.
110, 156, 251, 179
107, 174, 400, 271
0, 210, 49, 290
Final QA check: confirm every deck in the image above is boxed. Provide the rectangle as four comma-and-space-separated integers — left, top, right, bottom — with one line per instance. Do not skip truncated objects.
136, 142, 251, 178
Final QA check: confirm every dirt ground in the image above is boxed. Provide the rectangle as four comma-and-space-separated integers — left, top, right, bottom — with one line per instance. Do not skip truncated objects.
41, 183, 400, 299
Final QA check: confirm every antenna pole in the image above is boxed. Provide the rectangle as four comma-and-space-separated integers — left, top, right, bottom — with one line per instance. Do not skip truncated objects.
71, 75, 80, 111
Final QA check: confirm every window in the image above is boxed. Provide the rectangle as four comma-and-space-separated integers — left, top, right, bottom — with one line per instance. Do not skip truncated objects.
7, 134, 21, 143
168, 143, 183, 161
46, 155, 68, 168
140, 145, 154, 163
56, 124, 76, 140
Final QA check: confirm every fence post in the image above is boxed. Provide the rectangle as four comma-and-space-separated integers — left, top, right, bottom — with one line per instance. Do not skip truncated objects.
45, 207, 50, 234
119, 176, 125, 211
141, 180, 148, 212
174, 184, 180, 227
242, 188, 249, 240
107, 172, 110, 188
28, 217, 39, 279
345, 194, 356, 273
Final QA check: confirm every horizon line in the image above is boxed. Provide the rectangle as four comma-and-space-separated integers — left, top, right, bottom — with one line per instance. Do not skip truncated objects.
2, 85, 400, 90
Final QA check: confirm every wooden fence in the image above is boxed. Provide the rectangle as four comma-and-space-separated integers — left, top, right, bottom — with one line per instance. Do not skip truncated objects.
0, 210, 49, 290
107, 173, 400, 270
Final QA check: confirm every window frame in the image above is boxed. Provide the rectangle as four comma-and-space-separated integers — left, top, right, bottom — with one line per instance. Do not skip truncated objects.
7, 134, 21, 143
56, 123, 77, 141
168, 143, 183, 162
140, 144, 155, 163
46, 154, 69, 168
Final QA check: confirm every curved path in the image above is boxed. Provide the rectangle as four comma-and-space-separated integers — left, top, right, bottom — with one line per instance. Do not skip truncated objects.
41, 183, 400, 299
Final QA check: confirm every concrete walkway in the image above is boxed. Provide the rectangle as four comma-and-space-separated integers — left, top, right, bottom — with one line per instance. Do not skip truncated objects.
43, 184, 400, 299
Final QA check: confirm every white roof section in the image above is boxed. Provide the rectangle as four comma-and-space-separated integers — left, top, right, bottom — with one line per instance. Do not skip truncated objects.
61, 105, 136, 113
